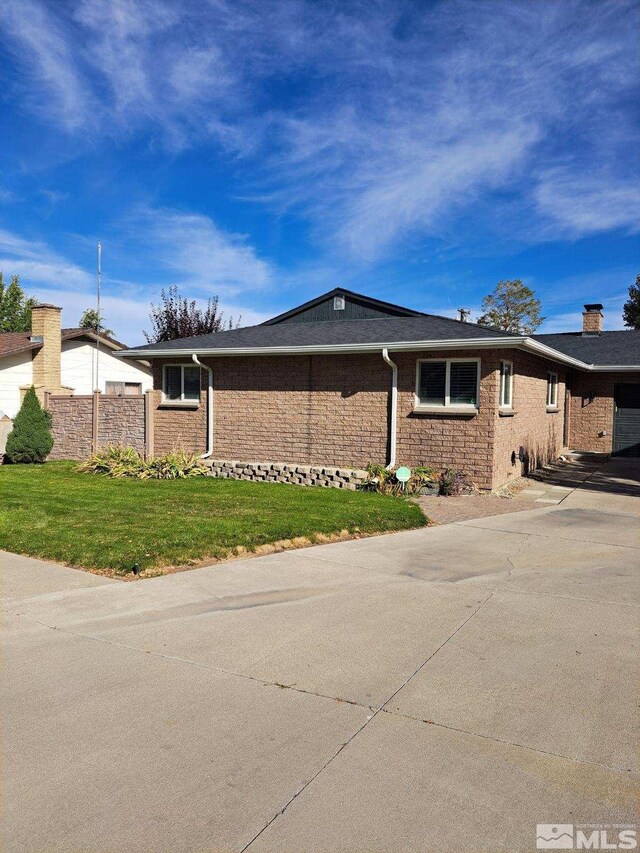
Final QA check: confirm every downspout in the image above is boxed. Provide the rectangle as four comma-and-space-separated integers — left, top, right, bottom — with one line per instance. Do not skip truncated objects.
191, 354, 213, 458
382, 348, 397, 470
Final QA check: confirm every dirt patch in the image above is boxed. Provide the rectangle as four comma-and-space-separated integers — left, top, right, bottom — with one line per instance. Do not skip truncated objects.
415, 494, 537, 525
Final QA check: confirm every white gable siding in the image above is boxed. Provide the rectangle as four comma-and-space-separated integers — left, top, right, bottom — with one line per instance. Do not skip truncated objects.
0, 351, 33, 418
61, 340, 152, 395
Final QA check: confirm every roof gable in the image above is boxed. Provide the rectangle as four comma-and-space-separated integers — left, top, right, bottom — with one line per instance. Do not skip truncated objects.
262, 288, 426, 324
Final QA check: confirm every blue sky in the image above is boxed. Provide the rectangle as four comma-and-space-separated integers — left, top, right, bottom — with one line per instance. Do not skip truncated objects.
0, 0, 638, 343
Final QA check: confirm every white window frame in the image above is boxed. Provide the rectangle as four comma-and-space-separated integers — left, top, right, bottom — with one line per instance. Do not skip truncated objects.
499, 360, 514, 409
162, 364, 201, 406
546, 371, 559, 409
414, 357, 481, 413
333, 295, 345, 311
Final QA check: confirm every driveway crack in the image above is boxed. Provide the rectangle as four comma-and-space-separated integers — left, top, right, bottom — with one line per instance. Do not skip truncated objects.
379, 708, 638, 775
240, 589, 496, 851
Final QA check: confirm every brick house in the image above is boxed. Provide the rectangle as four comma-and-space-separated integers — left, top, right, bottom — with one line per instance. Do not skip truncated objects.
120, 289, 640, 490
0, 304, 152, 420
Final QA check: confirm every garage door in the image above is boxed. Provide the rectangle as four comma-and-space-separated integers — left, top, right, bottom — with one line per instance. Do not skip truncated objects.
613, 384, 640, 457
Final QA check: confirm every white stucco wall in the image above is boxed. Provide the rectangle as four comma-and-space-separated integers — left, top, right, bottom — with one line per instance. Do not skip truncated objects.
61, 340, 152, 395
0, 351, 33, 418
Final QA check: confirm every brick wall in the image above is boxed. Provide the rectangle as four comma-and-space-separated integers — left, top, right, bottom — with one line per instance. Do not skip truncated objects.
150, 349, 571, 490
151, 361, 208, 456
48, 394, 146, 460
151, 355, 389, 466
393, 350, 496, 489
491, 349, 566, 487
568, 371, 640, 452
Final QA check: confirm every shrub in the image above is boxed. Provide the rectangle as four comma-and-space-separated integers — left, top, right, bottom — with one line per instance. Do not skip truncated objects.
77, 445, 208, 479
138, 449, 208, 480
77, 445, 146, 477
4, 386, 54, 463
363, 463, 437, 496
439, 468, 473, 496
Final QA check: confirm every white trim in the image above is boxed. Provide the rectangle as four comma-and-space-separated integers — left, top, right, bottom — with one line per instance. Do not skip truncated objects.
546, 371, 559, 408
381, 349, 397, 470
415, 357, 480, 411
589, 364, 640, 372
191, 354, 213, 458
119, 336, 525, 359
119, 336, 640, 373
162, 363, 201, 404
499, 359, 514, 409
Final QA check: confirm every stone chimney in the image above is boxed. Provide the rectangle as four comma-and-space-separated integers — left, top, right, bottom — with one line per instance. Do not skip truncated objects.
582, 303, 603, 336
31, 304, 63, 392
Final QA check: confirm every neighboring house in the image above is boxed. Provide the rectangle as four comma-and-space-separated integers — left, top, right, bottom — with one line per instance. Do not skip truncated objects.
117, 288, 640, 490
0, 304, 152, 419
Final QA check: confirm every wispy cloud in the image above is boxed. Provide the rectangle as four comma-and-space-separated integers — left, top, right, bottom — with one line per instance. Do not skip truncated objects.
124, 208, 274, 297
0, 217, 273, 342
0, 228, 93, 288
1, 0, 89, 132
1, 0, 638, 265
534, 170, 640, 237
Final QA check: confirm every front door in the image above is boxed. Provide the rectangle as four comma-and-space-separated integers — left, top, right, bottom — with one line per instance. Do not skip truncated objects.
612, 384, 640, 457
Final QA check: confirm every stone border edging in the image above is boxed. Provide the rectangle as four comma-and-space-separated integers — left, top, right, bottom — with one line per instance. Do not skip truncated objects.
205, 459, 369, 490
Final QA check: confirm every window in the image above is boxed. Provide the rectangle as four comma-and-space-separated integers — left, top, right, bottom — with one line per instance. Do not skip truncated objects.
163, 365, 201, 403
416, 359, 480, 410
499, 361, 513, 408
546, 372, 558, 409
105, 381, 142, 396
333, 295, 345, 311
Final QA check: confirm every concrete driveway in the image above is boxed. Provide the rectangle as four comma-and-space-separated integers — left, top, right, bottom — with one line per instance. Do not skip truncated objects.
2, 458, 639, 852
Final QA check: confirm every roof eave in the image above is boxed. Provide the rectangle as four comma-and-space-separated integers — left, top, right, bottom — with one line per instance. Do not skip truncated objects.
118, 336, 527, 359
117, 336, 640, 371
589, 364, 640, 372
0, 341, 42, 358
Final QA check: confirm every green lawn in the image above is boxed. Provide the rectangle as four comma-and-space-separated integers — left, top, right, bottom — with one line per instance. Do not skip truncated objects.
0, 462, 426, 573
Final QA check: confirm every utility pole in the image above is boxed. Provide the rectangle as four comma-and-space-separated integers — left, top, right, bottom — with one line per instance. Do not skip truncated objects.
95, 242, 101, 392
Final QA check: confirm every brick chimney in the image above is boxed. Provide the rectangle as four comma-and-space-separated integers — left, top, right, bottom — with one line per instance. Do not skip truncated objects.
31, 304, 63, 391
582, 303, 603, 336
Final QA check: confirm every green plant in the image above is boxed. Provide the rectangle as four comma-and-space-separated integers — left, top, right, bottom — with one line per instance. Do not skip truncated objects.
0, 272, 36, 332
364, 463, 437, 496
139, 450, 208, 480
77, 445, 208, 480
439, 468, 472, 496
0, 461, 426, 572
477, 279, 545, 334
77, 445, 145, 477
4, 386, 54, 463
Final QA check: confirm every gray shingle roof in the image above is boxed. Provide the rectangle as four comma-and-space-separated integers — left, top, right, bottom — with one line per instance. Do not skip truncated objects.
127, 313, 520, 352
534, 331, 640, 367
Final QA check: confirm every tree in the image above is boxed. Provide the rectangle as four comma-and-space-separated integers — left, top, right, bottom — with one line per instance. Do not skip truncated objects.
144, 285, 238, 343
622, 274, 640, 329
4, 386, 54, 463
477, 279, 545, 335
0, 272, 36, 332
79, 308, 114, 337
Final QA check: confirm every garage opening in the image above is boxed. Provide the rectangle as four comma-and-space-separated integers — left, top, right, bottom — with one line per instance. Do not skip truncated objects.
613, 384, 640, 457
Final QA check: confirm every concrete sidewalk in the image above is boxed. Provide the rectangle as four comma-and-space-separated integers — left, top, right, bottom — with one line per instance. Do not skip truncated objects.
2, 459, 639, 852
